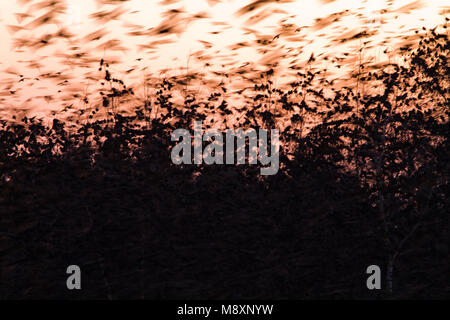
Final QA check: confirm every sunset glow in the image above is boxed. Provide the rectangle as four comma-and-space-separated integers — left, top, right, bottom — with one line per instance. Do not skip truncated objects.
1, 0, 449, 300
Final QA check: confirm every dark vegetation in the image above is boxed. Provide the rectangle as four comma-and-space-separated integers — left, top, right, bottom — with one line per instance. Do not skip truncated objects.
0, 25, 448, 299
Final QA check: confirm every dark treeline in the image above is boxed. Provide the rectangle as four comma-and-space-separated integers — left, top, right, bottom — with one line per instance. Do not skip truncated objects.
0, 26, 448, 299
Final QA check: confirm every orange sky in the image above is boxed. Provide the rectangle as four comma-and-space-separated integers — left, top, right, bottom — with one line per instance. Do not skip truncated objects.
0, 0, 448, 118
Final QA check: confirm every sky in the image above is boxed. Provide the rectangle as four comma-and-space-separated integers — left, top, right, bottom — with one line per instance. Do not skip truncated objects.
0, 0, 448, 118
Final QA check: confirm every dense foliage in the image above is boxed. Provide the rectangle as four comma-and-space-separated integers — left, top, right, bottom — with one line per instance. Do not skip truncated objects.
0, 26, 448, 299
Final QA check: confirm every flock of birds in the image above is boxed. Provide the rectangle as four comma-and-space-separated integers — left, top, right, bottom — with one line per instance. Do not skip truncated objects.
0, 0, 447, 122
